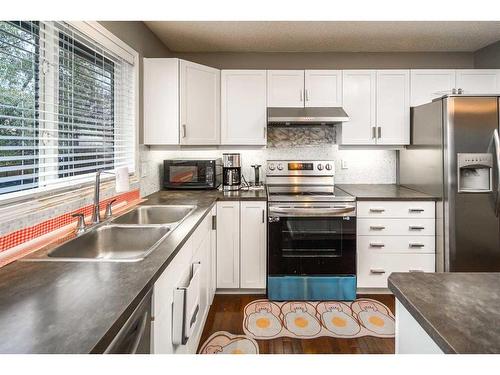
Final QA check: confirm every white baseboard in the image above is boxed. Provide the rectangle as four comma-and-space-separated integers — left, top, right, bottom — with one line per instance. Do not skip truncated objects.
216, 288, 266, 295
357, 287, 393, 295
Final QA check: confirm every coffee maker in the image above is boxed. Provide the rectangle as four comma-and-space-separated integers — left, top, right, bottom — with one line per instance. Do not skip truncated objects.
222, 153, 241, 191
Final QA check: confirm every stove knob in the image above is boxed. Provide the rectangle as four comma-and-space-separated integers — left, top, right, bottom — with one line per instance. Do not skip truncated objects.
325, 163, 332, 171
317, 164, 324, 171
277, 163, 284, 171
269, 163, 275, 171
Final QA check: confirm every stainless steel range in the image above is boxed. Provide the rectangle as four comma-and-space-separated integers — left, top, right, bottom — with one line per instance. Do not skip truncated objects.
266, 160, 357, 301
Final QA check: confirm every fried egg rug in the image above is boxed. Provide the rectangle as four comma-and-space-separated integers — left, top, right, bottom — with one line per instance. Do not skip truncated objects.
198, 331, 259, 354
243, 298, 394, 339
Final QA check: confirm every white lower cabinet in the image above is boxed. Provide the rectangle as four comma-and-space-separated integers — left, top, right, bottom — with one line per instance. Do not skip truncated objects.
240, 201, 267, 289
152, 212, 213, 354
216, 201, 240, 288
357, 200, 436, 289
216, 201, 267, 290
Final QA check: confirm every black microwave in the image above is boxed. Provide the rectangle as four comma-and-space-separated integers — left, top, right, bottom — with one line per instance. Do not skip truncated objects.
163, 158, 222, 190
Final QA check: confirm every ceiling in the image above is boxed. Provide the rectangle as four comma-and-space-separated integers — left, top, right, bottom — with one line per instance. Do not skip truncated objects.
145, 21, 500, 53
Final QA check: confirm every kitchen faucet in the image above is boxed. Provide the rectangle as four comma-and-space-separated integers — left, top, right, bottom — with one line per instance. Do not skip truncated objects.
92, 170, 116, 224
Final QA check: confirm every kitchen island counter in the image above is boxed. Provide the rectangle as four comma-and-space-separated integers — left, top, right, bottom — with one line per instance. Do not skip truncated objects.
389, 272, 500, 354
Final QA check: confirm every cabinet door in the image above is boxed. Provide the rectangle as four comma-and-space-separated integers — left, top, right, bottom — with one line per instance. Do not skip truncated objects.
341, 70, 377, 145
240, 201, 267, 289
456, 69, 500, 94
410, 69, 456, 107
180, 60, 220, 145
267, 70, 304, 107
376, 70, 410, 145
209, 206, 217, 304
143, 58, 179, 145
304, 70, 342, 107
216, 201, 240, 288
221, 70, 267, 145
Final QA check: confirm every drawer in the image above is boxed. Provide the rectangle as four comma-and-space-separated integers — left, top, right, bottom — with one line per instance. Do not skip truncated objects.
357, 218, 435, 236
357, 252, 435, 288
357, 235, 435, 253
357, 201, 435, 219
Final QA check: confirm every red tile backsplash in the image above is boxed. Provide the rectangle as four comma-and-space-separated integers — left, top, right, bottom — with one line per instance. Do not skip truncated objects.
0, 189, 140, 253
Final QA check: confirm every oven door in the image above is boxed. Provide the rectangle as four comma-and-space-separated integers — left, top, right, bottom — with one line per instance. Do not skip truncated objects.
268, 203, 356, 276
164, 160, 219, 189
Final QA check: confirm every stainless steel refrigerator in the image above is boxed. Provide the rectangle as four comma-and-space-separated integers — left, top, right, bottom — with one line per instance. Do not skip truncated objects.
399, 95, 500, 272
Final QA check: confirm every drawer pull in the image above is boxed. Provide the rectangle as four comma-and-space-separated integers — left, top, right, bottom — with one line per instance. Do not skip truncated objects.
409, 208, 425, 213
409, 269, 424, 273
409, 243, 425, 248
409, 226, 425, 230
369, 208, 385, 213
370, 269, 386, 274
370, 225, 386, 230
369, 243, 385, 248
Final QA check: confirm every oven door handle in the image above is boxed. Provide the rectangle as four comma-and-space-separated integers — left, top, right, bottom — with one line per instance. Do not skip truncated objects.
268, 205, 356, 217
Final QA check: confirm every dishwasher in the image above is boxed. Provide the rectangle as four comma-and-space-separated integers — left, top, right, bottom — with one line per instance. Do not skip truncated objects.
104, 289, 153, 354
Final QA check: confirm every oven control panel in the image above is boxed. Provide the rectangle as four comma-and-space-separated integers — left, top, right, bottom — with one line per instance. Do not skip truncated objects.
267, 160, 335, 176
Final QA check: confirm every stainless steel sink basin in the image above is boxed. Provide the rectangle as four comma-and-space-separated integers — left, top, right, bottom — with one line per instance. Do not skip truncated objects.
111, 205, 196, 225
47, 225, 170, 262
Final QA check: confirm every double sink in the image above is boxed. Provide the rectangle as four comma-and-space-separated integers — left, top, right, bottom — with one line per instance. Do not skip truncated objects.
38, 205, 196, 262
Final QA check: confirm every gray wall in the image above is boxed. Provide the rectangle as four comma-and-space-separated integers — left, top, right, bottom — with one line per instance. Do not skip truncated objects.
99, 22, 172, 143
171, 51, 474, 69
474, 41, 500, 68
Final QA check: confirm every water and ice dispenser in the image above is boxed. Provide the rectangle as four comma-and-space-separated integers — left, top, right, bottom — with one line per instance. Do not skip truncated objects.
457, 153, 493, 193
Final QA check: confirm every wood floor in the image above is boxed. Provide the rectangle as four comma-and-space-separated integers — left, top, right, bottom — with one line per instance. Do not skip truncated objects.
198, 294, 395, 354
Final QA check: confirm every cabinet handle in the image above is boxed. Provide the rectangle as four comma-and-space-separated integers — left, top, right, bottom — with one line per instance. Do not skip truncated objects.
409, 243, 425, 248
263, 127, 267, 139
182, 124, 187, 138
409, 269, 424, 273
262, 209, 265, 223
409, 226, 425, 230
305, 89, 309, 101
369, 208, 385, 213
377, 126, 381, 139
372, 127, 377, 139
370, 269, 386, 274
300, 89, 303, 102
370, 225, 386, 230
409, 208, 425, 213
369, 243, 385, 248
212, 215, 216, 230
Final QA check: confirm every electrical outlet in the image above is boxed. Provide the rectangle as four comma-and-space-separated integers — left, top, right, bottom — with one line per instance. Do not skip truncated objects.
141, 162, 148, 178
341, 160, 348, 169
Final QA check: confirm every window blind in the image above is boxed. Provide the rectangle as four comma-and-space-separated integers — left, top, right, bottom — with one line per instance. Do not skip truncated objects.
0, 21, 135, 198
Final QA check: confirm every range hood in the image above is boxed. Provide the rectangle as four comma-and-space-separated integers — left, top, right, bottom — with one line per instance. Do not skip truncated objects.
267, 107, 350, 125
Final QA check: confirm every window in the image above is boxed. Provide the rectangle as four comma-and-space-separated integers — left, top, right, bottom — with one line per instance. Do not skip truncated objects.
0, 21, 135, 199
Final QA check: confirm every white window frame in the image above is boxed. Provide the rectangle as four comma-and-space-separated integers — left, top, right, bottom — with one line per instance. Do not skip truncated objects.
0, 21, 140, 207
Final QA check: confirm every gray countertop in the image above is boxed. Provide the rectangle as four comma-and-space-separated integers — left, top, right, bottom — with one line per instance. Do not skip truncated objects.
389, 272, 500, 354
338, 184, 438, 201
0, 188, 264, 353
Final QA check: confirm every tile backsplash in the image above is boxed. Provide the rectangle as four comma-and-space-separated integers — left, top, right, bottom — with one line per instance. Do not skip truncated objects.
139, 126, 397, 197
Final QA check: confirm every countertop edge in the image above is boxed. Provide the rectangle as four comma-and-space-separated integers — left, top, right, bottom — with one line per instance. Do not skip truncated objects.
88, 199, 216, 353
388, 274, 457, 354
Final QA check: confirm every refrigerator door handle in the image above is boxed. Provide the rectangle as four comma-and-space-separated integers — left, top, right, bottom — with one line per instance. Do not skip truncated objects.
492, 129, 500, 217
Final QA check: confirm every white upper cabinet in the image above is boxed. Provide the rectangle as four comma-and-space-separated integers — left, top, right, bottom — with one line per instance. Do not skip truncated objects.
410, 69, 456, 107
267, 70, 305, 107
376, 70, 410, 145
341, 70, 377, 145
304, 70, 343, 107
144, 58, 220, 146
342, 70, 409, 146
240, 201, 267, 289
456, 69, 500, 94
143, 58, 179, 145
180, 60, 220, 145
221, 70, 267, 145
